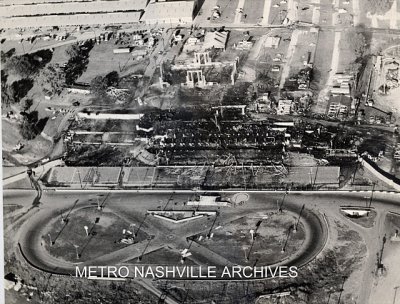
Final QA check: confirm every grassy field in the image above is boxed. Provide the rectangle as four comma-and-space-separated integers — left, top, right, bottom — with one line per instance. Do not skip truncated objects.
43, 208, 148, 263
2, 119, 53, 165
127, 247, 197, 265
297, 1, 314, 23
319, 0, 335, 25
312, 31, 335, 90
242, 0, 265, 24
288, 30, 318, 77
337, 35, 357, 73
193, 213, 306, 266
212, 0, 240, 24
268, 0, 288, 25
342, 210, 377, 228
77, 41, 148, 83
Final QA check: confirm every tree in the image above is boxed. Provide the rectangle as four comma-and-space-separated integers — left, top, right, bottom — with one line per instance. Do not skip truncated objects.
341, 29, 367, 58
19, 111, 39, 140
105, 71, 119, 87
38, 64, 66, 95
22, 99, 33, 112
90, 75, 108, 97
365, 0, 394, 15
64, 40, 94, 85
65, 43, 81, 59
1, 70, 12, 106
8, 79, 34, 103
7, 56, 37, 77
90, 71, 120, 98
1, 48, 15, 64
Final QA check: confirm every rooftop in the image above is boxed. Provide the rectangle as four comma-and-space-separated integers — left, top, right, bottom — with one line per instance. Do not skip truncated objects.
285, 166, 340, 185
140, 0, 194, 22
2, 11, 143, 28
203, 31, 229, 50
1, 0, 148, 17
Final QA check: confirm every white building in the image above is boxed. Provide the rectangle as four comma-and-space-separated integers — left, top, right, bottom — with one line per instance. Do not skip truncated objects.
140, 1, 194, 24
277, 100, 293, 115
265, 36, 281, 49
1, 0, 148, 28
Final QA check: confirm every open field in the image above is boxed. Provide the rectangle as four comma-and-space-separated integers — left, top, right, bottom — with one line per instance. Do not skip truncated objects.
268, 0, 288, 25
368, 213, 400, 304
43, 207, 148, 263
77, 41, 149, 83
312, 30, 335, 90
127, 246, 197, 265
2, 119, 53, 165
193, 212, 306, 266
212, 0, 240, 24
342, 210, 377, 228
286, 29, 318, 80
242, 0, 265, 24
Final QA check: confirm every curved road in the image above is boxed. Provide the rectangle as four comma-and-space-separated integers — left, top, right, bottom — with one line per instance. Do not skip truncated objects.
11, 191, 329, 279
5, 190, 400, 303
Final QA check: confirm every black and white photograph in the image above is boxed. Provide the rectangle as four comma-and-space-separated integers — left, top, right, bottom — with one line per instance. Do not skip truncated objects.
1, 0, 400, 303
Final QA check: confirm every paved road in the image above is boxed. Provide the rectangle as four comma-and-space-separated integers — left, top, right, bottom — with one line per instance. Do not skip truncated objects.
3, 159, 64, 186
5, 189, 400, 303
13, 191, 326, 277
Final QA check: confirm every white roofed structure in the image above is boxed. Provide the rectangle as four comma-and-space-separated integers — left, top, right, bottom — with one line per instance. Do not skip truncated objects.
203, 31, 229, 50
140, 0, 194, 24
1, 0, 149, 17
2, 12, 143, 28
1, 0, 147, 28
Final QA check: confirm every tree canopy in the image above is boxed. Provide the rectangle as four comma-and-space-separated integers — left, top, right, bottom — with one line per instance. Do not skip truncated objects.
365, 0, 394, 15
90, 71, 120, 97
340, 29, 367, 63
38, 64, 66, 95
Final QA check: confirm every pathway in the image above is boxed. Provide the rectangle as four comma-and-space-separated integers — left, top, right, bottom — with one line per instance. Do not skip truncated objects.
234, 0, 246, 24
279, 29, 301, 89
260, 0, 271, 25
315, 30, 341, 114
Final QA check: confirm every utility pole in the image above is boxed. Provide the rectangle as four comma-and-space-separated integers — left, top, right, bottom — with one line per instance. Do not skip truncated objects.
60, 212, 66, 224
76, 169, 83, 189
242, 246, 249, 261
73, 244, 80, 259
281, 226, 292, 253
294, 204, 305, 233
96, 197, 102, 211
138, 237, 153, 262
309, 168, 313, 188
206, 212, 219, 239
393, 286, 399, 304
352, 162, 358, 185
163, 193, 174, 211
135, 213, 148, 237
369, 182, 376, 208
313, 165, 319, 189
279, 190, 288, 213
48, 233, 54, 246
337, 276, 347, 304
364, 196, 369, 208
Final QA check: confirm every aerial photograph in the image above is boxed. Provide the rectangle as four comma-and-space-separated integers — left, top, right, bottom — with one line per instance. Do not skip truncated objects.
1, 0, 400, 303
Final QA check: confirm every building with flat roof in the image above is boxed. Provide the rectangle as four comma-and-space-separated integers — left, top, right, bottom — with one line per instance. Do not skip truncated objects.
284, 166, 340, 188
1, 0, 148, 28
1, 0, 149, 18
2, 12, 143, 28
265, 36, 281, 48
203, 30, 229, 50
140, 0, 194, 24
1, 0, 92, 4
277, 100, 293, 115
